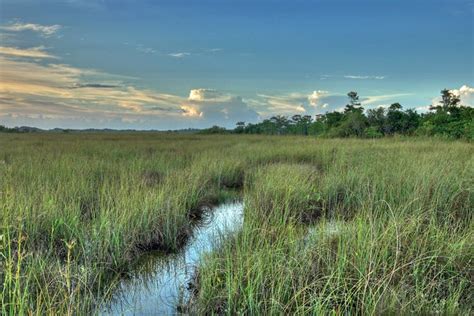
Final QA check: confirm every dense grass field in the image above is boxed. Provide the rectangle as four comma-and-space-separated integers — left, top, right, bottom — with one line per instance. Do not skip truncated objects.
1, 134, 473, 315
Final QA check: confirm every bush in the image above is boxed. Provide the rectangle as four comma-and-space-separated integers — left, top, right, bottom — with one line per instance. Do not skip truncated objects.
364, 126, 383, 138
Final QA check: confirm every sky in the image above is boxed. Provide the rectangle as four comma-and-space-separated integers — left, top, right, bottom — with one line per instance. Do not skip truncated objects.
0, 0, 473, 129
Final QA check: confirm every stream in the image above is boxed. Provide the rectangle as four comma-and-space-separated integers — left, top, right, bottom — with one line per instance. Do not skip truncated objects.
101, 201, 244, 315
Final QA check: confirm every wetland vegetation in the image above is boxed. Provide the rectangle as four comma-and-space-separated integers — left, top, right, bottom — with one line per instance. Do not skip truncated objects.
1, 134, 472, 314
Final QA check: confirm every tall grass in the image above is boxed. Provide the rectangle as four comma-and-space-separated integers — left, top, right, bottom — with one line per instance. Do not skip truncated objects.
194, 138, 473, 315
0, 134, 472, 314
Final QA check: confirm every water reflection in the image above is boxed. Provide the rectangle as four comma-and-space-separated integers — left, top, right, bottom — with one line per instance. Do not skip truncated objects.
102, 201, 244, 315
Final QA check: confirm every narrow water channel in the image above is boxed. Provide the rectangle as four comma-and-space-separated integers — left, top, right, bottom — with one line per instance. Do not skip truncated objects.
101, 201, 244, 315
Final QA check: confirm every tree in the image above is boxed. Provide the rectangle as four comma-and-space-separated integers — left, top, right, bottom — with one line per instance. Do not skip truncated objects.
289, 114, 312, 135
440, 89, 460, 109
389, 102, 402, 111
420, 105, 473, 139
235, 121, 246, 134
430, 89, 461, 111
402, 109, 421, 135
199, 125, 228, 134
270, 115, 289, 135
344, 91, 363, 113
386, 103, 405, 135
367, 107, 386, 133
291, 115, 302, 123
226, 87, 470, 139
338, 111, 368, 137
323, 111, 344, 128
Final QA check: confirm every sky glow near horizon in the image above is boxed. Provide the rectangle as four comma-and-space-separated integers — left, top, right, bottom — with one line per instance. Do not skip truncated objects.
0, 0, 473, 129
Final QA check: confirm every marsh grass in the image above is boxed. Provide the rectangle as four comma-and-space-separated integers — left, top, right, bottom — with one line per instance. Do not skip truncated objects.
0, 134, 472, 314
193, 138, 473, 315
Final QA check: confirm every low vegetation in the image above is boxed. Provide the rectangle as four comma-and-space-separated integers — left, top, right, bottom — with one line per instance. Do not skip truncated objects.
1, 134, 472, 314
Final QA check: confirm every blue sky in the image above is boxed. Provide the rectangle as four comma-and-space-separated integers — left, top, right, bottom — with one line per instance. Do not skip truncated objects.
0, 0, 473, 129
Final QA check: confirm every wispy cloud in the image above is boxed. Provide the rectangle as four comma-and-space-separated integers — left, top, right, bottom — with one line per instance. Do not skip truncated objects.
0, 30, 256, 128
361, 93, 413, 105
1, 22, 62, 37
0, 46, 57, 59
254, 91, 334, 116
168, 52, 190, 58
0, 47, 261, 129
255, 93, 308, 115
0, 54, 183, 120
344, 75, 385, 80
136, 45, 156, 54
123, 42, 158, 55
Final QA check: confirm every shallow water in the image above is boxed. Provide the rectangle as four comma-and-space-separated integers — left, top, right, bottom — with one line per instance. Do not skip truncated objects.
101, 201, 244, 315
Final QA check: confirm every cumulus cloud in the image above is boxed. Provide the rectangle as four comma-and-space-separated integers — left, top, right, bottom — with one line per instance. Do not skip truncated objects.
180, 89, 259, 125
0, 46, 57, 59
451, 85, 474, 107
188, 89, 229, 102
1, 22, 62, 37
429, 85, 474, 109
308, 90, 329, 106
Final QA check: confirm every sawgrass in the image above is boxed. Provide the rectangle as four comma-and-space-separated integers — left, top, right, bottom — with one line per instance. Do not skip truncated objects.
0, 133, 472, 314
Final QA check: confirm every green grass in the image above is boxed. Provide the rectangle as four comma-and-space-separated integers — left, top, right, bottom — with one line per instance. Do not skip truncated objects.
0, 134, 472, 314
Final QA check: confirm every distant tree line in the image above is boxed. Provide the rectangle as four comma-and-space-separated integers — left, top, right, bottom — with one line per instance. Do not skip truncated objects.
202, 89, 473, 139
0, 125, 17, 133
0, 126, 42, 133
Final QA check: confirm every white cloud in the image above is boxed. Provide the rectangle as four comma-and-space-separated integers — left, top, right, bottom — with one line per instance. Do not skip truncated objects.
361, 93, 413, 106
308, 90, 329, 106
0, 54, 184, 125
451, 85, 474, 107
255, 93, 307, 116
168, 52, 190, 58
136, 45, 156, 54
188, 89, 229, 102
0, 47, 258, 128
344, 75, 385, 80
254, 91, 339, 117
430, 85, 474, 108
180, 89, 259, 125
415, 105, 431, 112
1, 22, 61, 37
